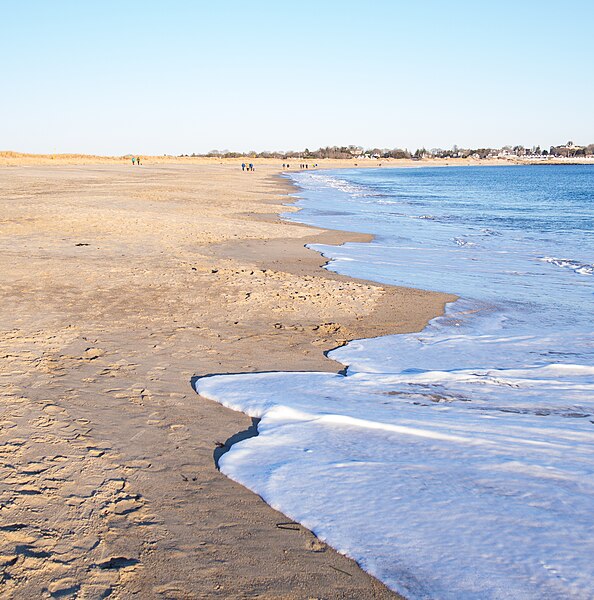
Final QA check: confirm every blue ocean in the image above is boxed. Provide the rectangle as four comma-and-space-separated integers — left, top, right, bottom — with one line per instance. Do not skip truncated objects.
197, 165, 594, 599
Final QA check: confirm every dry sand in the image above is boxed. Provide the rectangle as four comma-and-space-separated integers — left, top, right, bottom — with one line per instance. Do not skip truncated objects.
0, 160, 455, 598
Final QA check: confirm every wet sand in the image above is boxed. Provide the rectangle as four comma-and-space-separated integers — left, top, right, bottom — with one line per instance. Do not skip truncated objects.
0, 161, 454, 598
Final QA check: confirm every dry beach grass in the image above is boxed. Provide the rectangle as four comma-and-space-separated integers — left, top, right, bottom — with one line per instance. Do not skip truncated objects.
0, 159, 456, 598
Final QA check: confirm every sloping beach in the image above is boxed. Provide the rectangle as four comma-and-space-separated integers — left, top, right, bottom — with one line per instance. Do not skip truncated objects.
197, 165, 594, 599
0, 159, 455, 598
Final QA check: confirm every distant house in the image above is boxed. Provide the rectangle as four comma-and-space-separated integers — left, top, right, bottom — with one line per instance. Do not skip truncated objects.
497, 149, 513, 158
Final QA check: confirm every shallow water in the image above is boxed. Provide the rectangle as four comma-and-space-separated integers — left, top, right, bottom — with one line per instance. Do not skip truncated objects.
196, 165, 594, 599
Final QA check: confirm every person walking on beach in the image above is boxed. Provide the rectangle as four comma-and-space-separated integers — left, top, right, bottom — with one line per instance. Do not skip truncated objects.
132, 157, 135, 166
242, 162, 246, 171
137, 157, 141, 166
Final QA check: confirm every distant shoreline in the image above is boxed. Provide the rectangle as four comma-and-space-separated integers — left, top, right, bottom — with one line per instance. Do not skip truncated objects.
2, 150, 594, 167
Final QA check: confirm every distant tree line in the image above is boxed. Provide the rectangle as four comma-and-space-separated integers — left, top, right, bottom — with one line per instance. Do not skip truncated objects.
177, 142, 594, 160
548, 142, 594, 157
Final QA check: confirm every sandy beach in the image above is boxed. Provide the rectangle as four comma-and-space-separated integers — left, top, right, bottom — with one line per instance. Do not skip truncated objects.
3, 0, 592, 595
0, 159, 457, 598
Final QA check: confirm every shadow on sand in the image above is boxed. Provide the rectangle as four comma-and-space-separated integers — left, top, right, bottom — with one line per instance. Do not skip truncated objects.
191, 374, 261, 469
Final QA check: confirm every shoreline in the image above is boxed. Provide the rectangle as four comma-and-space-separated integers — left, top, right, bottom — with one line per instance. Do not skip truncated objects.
204, 169, 456, 371
1, 160, 452, 598
197, 167, 458, 472
216, 163, 594, 599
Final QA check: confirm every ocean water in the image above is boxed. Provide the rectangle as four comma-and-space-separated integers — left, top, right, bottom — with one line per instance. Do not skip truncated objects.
196, 165, 594, 599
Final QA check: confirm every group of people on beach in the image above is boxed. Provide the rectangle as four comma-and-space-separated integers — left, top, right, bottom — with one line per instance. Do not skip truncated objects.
240, 161, 319, 171
280, 163, 318, 170
131, 156, 142, 166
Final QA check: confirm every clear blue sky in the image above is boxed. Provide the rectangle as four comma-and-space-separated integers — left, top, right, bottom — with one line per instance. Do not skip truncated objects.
2, 1, 593, 155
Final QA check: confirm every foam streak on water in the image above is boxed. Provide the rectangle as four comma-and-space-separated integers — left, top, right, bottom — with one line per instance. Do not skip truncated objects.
196, 166, 594, 600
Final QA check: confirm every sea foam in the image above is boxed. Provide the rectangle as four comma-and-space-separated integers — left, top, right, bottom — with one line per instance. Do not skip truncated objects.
195, 165, 594, 599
